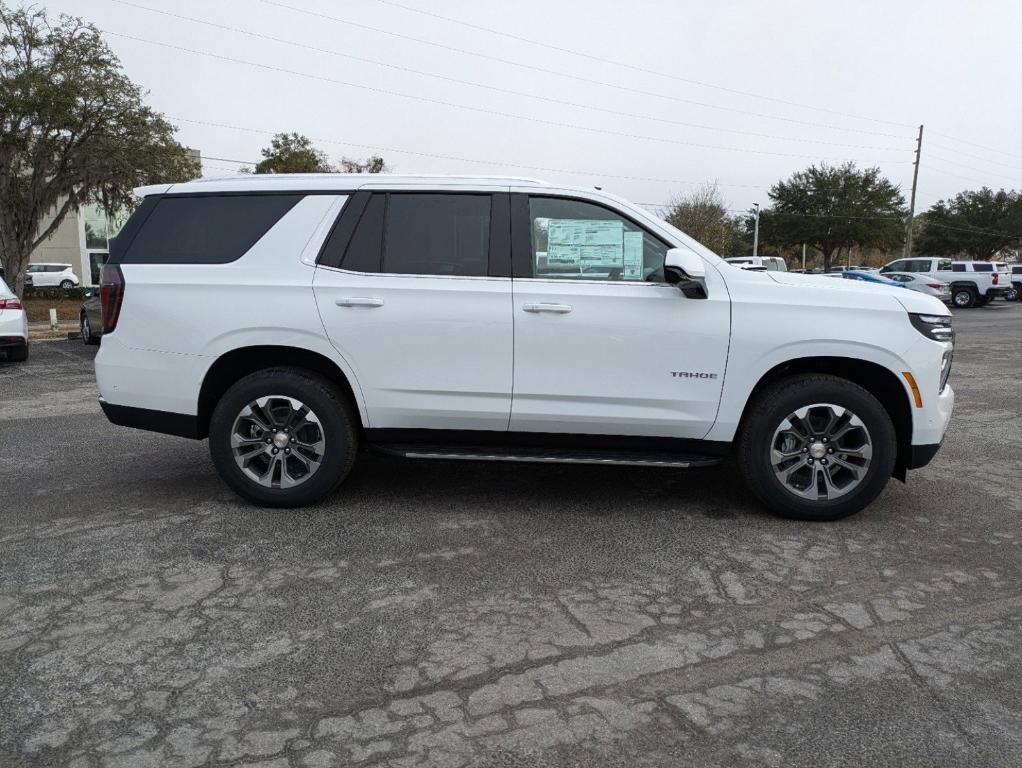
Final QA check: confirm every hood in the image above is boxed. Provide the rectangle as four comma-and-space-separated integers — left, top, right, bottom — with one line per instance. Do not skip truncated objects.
763, 270, 950, 316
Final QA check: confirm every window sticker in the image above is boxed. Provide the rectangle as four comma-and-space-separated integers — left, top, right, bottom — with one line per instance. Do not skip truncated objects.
623, 232, 643, 279
546, 219, 625, 270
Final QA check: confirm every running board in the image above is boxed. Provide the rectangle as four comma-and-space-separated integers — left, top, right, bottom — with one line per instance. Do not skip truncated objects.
369, 444, 722, 469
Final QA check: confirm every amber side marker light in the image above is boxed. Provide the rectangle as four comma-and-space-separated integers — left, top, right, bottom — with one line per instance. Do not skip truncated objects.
902, 372, 923, 408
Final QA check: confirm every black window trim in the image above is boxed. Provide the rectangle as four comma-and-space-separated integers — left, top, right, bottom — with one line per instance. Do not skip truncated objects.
317, 191, 512, 279
510, 192, 674, 283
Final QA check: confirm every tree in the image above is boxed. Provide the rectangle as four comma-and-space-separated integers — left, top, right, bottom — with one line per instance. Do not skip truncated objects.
663, 181, 747, 256
252, 132, 332, 174
758, 162, 906, 271
916, 187, 1022, 260
339, 154, 389, 174
247, 133, 390, 175
0, 4, 198, 294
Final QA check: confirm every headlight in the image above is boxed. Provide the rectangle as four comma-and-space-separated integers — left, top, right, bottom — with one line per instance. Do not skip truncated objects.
909, 313, 954, 343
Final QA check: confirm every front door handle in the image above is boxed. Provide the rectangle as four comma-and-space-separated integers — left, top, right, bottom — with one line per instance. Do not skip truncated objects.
336, 297, 384, 308
522, 303, 573, 314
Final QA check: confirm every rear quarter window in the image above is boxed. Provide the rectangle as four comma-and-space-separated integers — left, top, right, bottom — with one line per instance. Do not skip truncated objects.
972, 263, 993, 272
118, 194, 302, 264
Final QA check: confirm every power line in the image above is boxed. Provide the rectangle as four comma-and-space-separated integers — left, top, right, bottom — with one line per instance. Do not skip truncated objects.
926, 153, 1022, 186
107, 0, 908, 153
928, 128, 1022, 162
365, 0, 915, 130
175, 116, 770, 188
257, 0, 910, 141
924, 162, 1006, 187
106, 30, 912, 165
927, 140, 1022, 175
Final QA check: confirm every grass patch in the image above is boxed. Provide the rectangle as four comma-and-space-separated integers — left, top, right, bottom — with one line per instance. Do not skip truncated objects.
23, 297, 84, 324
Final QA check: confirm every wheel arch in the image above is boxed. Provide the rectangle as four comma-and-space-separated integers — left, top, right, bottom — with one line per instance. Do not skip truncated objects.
736, 356, 913, 481
196, 345, 365, 440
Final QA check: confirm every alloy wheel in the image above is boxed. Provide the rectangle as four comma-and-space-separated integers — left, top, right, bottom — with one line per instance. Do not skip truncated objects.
770, 403, 873, 501
230, 395, 326, 488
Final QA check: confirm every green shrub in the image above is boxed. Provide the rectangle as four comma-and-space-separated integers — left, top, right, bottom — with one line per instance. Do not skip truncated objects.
23, 286, 92, 301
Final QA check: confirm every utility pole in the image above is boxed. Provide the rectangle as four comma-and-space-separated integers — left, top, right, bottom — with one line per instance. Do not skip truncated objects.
752, 203, 760, 257
903, 124, 924, 257
801, 243, 807, 271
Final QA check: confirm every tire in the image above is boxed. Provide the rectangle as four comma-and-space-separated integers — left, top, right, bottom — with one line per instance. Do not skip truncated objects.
737, 375, 897, 521
60, 279, 74, 289
208, 367, 358, 507
80, 313, 99, 345
951, 287, 976, 308
6, 342, 29, 362
1008, 285, 1021, 302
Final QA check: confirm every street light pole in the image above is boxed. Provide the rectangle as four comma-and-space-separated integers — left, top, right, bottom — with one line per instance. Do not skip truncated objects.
752, 203, 760, 258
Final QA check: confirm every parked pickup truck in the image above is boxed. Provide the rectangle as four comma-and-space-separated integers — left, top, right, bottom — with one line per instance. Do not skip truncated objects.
880, 257, 1010, 308
1008, 264, 1022, 302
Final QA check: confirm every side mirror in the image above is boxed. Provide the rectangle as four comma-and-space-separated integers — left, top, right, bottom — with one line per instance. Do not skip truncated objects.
664, 248, 707, 299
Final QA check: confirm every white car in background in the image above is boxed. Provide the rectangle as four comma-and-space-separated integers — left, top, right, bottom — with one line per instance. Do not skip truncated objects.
25, 263, 80, 289
884, 272, 951, 303
724, 256, 787, 272
0, 276, 29, 362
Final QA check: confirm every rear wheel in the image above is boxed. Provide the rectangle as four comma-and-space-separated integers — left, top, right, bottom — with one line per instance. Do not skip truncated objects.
737, 375, 897, 521
951, 286, 976, 308
80, 313, 99, 345
208, 368, 358, 507
59, 279, 74, 289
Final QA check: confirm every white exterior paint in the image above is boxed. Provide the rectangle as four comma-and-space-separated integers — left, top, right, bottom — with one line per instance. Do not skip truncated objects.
95, 174, 954, 458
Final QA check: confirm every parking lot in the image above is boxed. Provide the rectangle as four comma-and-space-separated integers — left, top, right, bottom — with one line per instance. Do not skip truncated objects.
1, 304, 1020, 767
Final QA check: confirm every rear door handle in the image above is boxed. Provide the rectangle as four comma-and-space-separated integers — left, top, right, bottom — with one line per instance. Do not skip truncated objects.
522, 303, 573, 314
336, 297, 384, 308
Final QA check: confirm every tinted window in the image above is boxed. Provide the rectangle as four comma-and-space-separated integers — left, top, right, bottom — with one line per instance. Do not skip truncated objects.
121, 194, 301, 264
951, 263, 966, 272
340, 194, 385, 272
882, 261, 905, 273
1013, 266, 1022, 275
383, 194, 490, 276
528, 197, 668, 282
937, 259, 953, 270
972, 263, 993, 271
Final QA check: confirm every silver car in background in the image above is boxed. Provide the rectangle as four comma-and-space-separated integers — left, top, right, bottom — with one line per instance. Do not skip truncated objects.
885, 272, 951, 303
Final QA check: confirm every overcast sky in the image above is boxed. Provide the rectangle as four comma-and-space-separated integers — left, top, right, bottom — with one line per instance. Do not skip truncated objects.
53, 0, 1022, 214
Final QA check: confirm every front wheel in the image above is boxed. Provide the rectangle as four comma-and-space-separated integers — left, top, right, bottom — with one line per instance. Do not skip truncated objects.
208, 368, 358, 507
737, 375, 897, 521
60, 279, 75, 289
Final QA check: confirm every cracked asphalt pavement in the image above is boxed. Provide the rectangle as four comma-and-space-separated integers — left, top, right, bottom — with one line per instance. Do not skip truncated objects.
2, 303, 1021, 767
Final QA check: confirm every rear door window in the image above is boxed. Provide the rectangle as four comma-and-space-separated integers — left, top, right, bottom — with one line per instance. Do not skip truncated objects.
383, 194, 491, 277
120, 194, 302, 264
972, 263, 993, 272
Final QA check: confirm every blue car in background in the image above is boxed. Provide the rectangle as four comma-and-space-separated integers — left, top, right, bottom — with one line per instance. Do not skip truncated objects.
836, 270, 907, 288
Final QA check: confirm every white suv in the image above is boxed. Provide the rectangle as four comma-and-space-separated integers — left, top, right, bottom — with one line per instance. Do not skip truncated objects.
95, 175, 954, 521
26, 262, 80, 288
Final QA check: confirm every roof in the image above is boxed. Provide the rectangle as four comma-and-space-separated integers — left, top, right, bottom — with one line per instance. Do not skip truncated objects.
136, 173, 551, 197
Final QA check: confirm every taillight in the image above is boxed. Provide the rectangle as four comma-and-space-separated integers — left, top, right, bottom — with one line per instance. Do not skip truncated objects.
100, 264, 125, 333
926, 283, 942, 289
992, 273, 999, 285
0, 297, 23, 310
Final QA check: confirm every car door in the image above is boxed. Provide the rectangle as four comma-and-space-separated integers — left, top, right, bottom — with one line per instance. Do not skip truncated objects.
509, 193, 731, 439
314, 190, 513, 431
